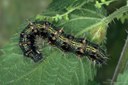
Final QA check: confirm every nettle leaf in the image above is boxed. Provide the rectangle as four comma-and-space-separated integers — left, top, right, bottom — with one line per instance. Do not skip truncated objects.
0, 0, 108, 85
115, 66, 128, 85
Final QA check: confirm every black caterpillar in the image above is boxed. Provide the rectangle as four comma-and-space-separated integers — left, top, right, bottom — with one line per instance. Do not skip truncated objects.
19, 21, 107, 64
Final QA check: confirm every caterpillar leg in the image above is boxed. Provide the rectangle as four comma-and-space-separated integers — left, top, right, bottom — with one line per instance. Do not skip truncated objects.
27, 50, 43, 62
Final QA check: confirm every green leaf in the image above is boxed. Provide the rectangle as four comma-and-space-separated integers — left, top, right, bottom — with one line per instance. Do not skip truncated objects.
112, 35, 128, 85
0, 0, 108, 85
115, 67, 128, 85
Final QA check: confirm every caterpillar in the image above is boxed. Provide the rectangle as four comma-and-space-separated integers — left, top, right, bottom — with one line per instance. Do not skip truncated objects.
19, 21, 107, 64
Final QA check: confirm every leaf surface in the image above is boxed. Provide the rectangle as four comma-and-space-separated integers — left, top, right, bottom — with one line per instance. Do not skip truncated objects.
0, 0, 107, 85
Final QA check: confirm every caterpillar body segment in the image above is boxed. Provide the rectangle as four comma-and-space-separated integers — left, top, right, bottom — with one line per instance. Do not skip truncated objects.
19, 21, 107, 64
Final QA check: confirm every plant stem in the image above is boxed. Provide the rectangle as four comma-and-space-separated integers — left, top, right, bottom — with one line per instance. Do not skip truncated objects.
111, 35, 128, 85
76, 6, 128, 36
52, 0, 88, 19
104, 6, 128, 24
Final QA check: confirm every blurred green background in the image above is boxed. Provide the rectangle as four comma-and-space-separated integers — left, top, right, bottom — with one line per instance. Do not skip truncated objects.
0, 0, 128, 84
